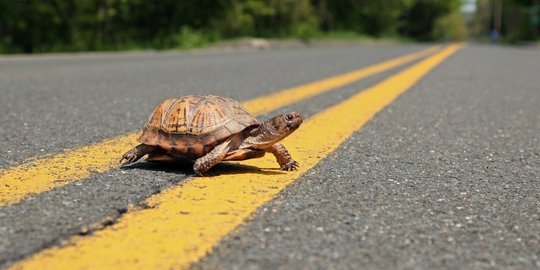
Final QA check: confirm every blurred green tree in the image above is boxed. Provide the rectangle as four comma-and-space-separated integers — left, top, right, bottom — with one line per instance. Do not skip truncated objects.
433, 11, 469, 41
312, 0, 414, 36
0, 0, 473, 54
219, 0, 317, 38
471, 0, 539, 42
398, 0, 461, 41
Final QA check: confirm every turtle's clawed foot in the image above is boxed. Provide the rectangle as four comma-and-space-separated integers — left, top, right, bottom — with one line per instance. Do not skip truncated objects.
280, 160, 299, 171
120, 149, 139, 165
119, 144, 155, 166
195, 171, 208, 177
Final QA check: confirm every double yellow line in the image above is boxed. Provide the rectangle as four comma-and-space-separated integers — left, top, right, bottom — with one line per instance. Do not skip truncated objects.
5, 44, 463, 270
0, 46, 438, 206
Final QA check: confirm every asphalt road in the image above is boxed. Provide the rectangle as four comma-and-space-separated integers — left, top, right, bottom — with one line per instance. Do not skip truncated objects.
1, 44, 539, 269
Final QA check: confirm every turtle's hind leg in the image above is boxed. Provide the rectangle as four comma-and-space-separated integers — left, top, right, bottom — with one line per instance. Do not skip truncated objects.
120, 144, 157, 165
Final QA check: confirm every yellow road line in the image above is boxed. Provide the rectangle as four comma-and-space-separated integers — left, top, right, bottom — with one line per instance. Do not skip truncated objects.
0, 46, 438, 206
9, 44, 463, 270
244, 46, 439, 115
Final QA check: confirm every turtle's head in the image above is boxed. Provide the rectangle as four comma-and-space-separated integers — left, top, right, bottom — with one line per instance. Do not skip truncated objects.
266, 112, 303, 134
246, 112, 303, 149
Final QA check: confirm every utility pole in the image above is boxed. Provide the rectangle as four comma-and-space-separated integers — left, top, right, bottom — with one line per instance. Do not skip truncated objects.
534, 0, 540, 37
493, 0, 503, 34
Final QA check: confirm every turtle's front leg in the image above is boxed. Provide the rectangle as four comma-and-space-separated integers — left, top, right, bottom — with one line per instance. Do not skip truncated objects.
193, 142, 231, 176
266, 143, 299, 171
120, 144, 157, 165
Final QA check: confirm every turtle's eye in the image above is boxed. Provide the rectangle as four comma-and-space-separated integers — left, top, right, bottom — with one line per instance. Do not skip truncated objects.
285, 113, 294, 122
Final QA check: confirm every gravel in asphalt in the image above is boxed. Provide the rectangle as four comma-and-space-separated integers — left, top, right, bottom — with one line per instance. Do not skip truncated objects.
1, 44, 538, 269
0, 45, 425, 268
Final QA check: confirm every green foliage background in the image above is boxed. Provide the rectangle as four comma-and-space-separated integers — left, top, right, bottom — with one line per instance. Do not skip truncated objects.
472, 0, 540, 43
3, 0, 531, 53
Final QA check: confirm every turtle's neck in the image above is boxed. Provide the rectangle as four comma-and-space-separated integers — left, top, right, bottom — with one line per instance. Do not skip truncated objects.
240, 120, 284, 149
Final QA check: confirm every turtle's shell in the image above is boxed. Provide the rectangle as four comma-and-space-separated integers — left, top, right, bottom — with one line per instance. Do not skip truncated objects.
138, 95, 259, 158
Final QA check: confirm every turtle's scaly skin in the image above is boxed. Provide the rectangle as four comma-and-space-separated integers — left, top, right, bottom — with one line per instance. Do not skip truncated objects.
120, 95, 303, 176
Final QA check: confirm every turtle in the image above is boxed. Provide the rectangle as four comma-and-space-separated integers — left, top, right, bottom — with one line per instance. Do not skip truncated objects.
120, 95, 303, 176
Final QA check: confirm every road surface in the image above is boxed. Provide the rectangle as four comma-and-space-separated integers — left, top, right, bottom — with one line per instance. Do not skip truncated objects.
0, 43, 538, 269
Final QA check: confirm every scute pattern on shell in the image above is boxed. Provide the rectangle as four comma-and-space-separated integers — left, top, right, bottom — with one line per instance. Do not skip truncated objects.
138, 95, 259, 157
